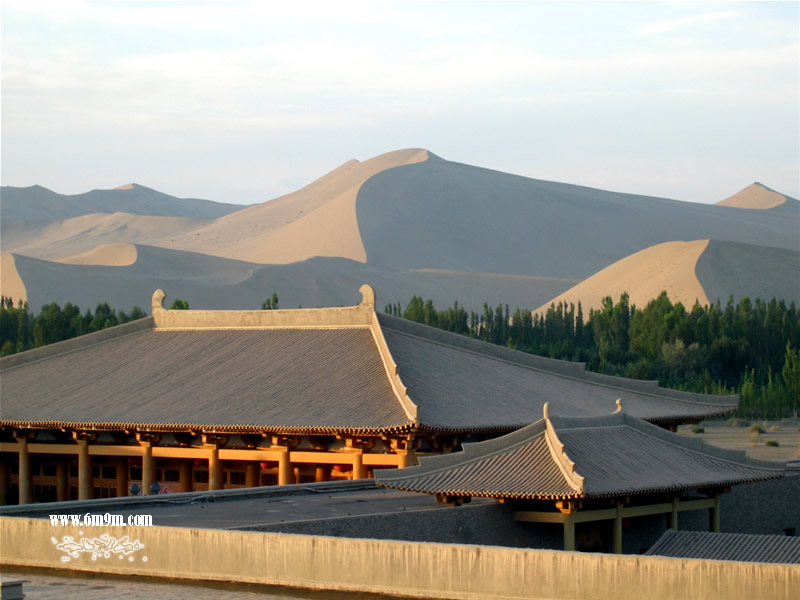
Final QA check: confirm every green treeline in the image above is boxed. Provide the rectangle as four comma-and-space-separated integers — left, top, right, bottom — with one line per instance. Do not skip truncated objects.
387, 292, 800, 419
0, 297, 146, 357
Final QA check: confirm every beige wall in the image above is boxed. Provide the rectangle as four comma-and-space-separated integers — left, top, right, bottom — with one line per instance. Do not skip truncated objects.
1, 516, 796, 600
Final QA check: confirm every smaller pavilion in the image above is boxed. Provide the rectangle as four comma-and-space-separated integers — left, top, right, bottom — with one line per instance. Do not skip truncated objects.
375, 401, 785, 553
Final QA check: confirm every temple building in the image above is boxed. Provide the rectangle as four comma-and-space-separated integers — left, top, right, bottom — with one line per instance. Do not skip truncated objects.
375, 402, 784, 553
0, 285, 739, 505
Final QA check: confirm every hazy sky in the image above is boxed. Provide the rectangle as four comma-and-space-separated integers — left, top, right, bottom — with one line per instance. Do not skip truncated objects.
2, 1, 798, 205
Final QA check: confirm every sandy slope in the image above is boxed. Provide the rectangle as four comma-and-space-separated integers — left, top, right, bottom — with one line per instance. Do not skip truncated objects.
716, 182, 787, 209
2, 213, 207, 260
55, 243, 138, 266
534, 241, 712, 315
163, 149, 431, 264
0, 254, 28, 304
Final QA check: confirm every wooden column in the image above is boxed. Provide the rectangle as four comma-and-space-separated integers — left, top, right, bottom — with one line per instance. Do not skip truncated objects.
137, 432, 161, 495
77, 440, 91, 500
202, 433, 228, 491
179, 460, 192, 493
558, 500, 578, 552
563, 513, 576, 552
612, 502, 624, 554
315, 465, 330, 483
670, 496, 679, 530
0, 458, 9, 505
208, 447, 222, 490
711, 492, 722, 533
56, 456, 69, 502
116, 457, 128, 498
272, 436, 298, 486
244, 462, 259, 488
15, 433, 33, 505
351, 452, 365, 480
390, 437, 418, 468
277, 449, 292, 486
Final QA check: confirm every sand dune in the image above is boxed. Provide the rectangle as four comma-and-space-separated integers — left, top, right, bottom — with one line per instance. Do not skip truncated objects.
695, 240, 800, 305
0, 254, 28, 305
55, 243, 138, 266
162, 148, 431, 264
716, 182, 788, 209
4, 149, 798, 315
2, 212, 207, 260
534, 241, 712, 315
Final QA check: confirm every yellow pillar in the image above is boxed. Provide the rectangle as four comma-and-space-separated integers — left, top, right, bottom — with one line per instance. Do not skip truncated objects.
16, 437, 32, 505
56, 457, 69, 502
278, 449, 292, 486
245, 462, 260, 488
77, 441, 92, 500
0, 457, 10, 505
208, 447, 223, 491
351, 452, 365, 480
711, 492, 721, 533
315, 465, 330, 483
396, 450, 418, 468
612, 502, 624, 554
116, 458, 128, 498
179, 460, 192, 493
142, 446, 155, 495
670, 496, 679, 530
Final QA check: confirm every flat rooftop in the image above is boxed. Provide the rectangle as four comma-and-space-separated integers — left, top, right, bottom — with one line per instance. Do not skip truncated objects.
0, 480, 485, 530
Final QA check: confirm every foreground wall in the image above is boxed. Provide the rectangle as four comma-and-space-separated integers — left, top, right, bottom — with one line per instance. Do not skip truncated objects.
2, 516, 797, 600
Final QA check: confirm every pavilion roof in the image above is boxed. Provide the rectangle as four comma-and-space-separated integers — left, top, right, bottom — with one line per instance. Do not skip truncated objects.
0, 286, 739, 435
375, 403, 784, 500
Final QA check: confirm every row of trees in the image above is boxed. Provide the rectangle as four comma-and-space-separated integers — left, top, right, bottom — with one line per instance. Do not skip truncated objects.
389, 292, 800, 419
0, 297, 147, 356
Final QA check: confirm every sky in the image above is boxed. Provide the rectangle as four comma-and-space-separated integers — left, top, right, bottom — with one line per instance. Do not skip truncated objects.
2, 1, 798, 206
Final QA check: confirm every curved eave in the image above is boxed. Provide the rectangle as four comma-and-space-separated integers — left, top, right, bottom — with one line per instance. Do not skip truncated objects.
0, 419, 416, 436
379, 468, 784, 502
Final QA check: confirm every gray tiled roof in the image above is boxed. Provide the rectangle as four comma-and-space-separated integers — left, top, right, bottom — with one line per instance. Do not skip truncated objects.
0, 326, 411, 434
375, 409, 783, 499
0, 300, 740, 435
645, 530, 800, 564
378, 314, 738, 430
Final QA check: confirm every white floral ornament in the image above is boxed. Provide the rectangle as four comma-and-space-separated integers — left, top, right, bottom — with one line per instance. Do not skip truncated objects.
51, 534, 146, 562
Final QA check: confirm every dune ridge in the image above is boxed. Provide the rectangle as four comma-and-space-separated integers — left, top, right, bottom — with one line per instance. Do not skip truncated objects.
162, 148, 431, 264
534, 240, 712, 317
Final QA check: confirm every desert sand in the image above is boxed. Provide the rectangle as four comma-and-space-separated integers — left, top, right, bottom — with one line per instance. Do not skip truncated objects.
55, 242, 138, 266
0, 254, 28, 304
716, 182, 788, 209
534, 240, 712, 316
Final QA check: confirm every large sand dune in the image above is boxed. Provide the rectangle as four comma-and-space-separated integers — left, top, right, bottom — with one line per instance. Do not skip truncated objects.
160, 148, 431, 264
3, 149, 798, 315
535, 239, 800, 316
534, 240, 712, 315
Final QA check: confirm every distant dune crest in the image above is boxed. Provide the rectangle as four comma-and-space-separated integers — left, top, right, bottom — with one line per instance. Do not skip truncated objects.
716, 182, 787, 209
